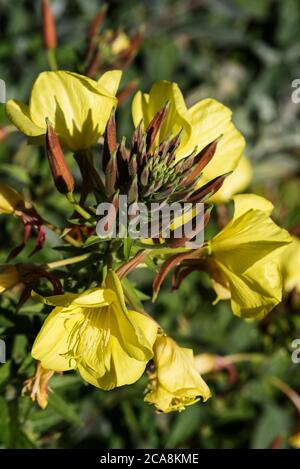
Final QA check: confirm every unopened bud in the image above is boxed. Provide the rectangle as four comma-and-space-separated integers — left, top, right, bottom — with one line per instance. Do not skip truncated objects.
41, 0, 57, 50
46, 119, 75, 194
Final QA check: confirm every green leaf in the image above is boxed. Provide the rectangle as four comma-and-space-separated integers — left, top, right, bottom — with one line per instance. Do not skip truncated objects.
0, 397, 10, 447
123, 237, 133, 260
165, 406, 207, 448
0, 361, 11, 389
251, 403, 291, 449
47, 392, 82, 426
121, 278, 145, 312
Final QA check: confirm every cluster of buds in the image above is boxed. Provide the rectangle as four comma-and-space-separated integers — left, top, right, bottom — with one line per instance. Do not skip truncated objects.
103, 105, 226, 205
101, 105, 227, 245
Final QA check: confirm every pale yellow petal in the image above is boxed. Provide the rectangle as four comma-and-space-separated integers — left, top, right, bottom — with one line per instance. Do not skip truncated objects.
32, 288, 115, 308
29, 71, 117, 150
98, 69, 122, 96
187, 99, 245, 179
211, 210, 291, 274
212, 258, 283, 318
132, 81, 192, 151
5, 99, 44, 137
281, 237, 300, 293
232, 193, 274, 219
31, 307, 81, 371
209, 155, 253, 203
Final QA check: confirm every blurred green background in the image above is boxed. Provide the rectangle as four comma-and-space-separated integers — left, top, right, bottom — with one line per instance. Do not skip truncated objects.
0, 0, 300, 449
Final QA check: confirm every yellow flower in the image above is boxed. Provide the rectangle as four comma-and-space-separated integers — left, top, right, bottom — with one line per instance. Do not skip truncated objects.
0, 264, 20, 293
32, 270, 157, 390
206, 194, 292, 318
6, 70, 122, 151
280, 236, 300, 294
144, 335, 211, 413
132, 81, 245, 187
0, 184, 23, 214
209, 154, 253, 203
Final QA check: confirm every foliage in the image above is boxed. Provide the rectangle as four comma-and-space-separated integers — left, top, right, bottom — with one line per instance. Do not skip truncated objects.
0, 0, 300, 449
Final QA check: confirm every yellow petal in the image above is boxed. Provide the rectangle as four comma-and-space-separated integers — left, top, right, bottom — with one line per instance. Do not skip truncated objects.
188, 99, 245, 179
212, 258, 283, 318
232, 193, 274, 219
29, 71, 118, 150
207, 194, 292, 318
132, 81, 192, 151
75, 307, 156, 389
209, 155, 253, 203
32, 306, 81, 371
32, 288, 116, 308
98, 69, 122, 96
281, 237, 300, 293
155, 336, 210, 399
5, 100, 44, 137
211, 209, 291, 273
105, 270, 158, 355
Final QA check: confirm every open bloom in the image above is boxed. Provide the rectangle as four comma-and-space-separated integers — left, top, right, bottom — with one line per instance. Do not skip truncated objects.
280, 236, 300, 294
6, 70, 122, 151
132, 81, 245, 192
144, 335, 211, 413
205, 194, 291, 318
0, 264, 20, 293
32, 271, 158, 390
0, 184, 23, 214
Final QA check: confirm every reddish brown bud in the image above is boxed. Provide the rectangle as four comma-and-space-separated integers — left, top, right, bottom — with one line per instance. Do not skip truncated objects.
41, 0, 57, 50
182, 139, 219, 186
45, 119, 75, 194
105, 150, 117, 198
102, 109, 117, 172
146, 102, 170, 152
87, 6, 107, 43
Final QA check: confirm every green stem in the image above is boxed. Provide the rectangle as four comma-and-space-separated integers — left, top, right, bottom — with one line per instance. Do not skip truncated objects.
43, 220, 83, 248
46, 253, 91, 270
47, 49, 58, 71
66, 192, 92, 221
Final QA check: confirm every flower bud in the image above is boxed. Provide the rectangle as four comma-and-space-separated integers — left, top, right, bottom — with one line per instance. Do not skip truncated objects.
41, 0, 57, 50
46, 119, 75, 194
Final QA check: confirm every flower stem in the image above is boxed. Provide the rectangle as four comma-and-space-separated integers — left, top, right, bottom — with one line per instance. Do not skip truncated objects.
66, 192, 92, 220
46, 253, 91, 270
43, 220, 83, 248
47, 49, 58, 70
